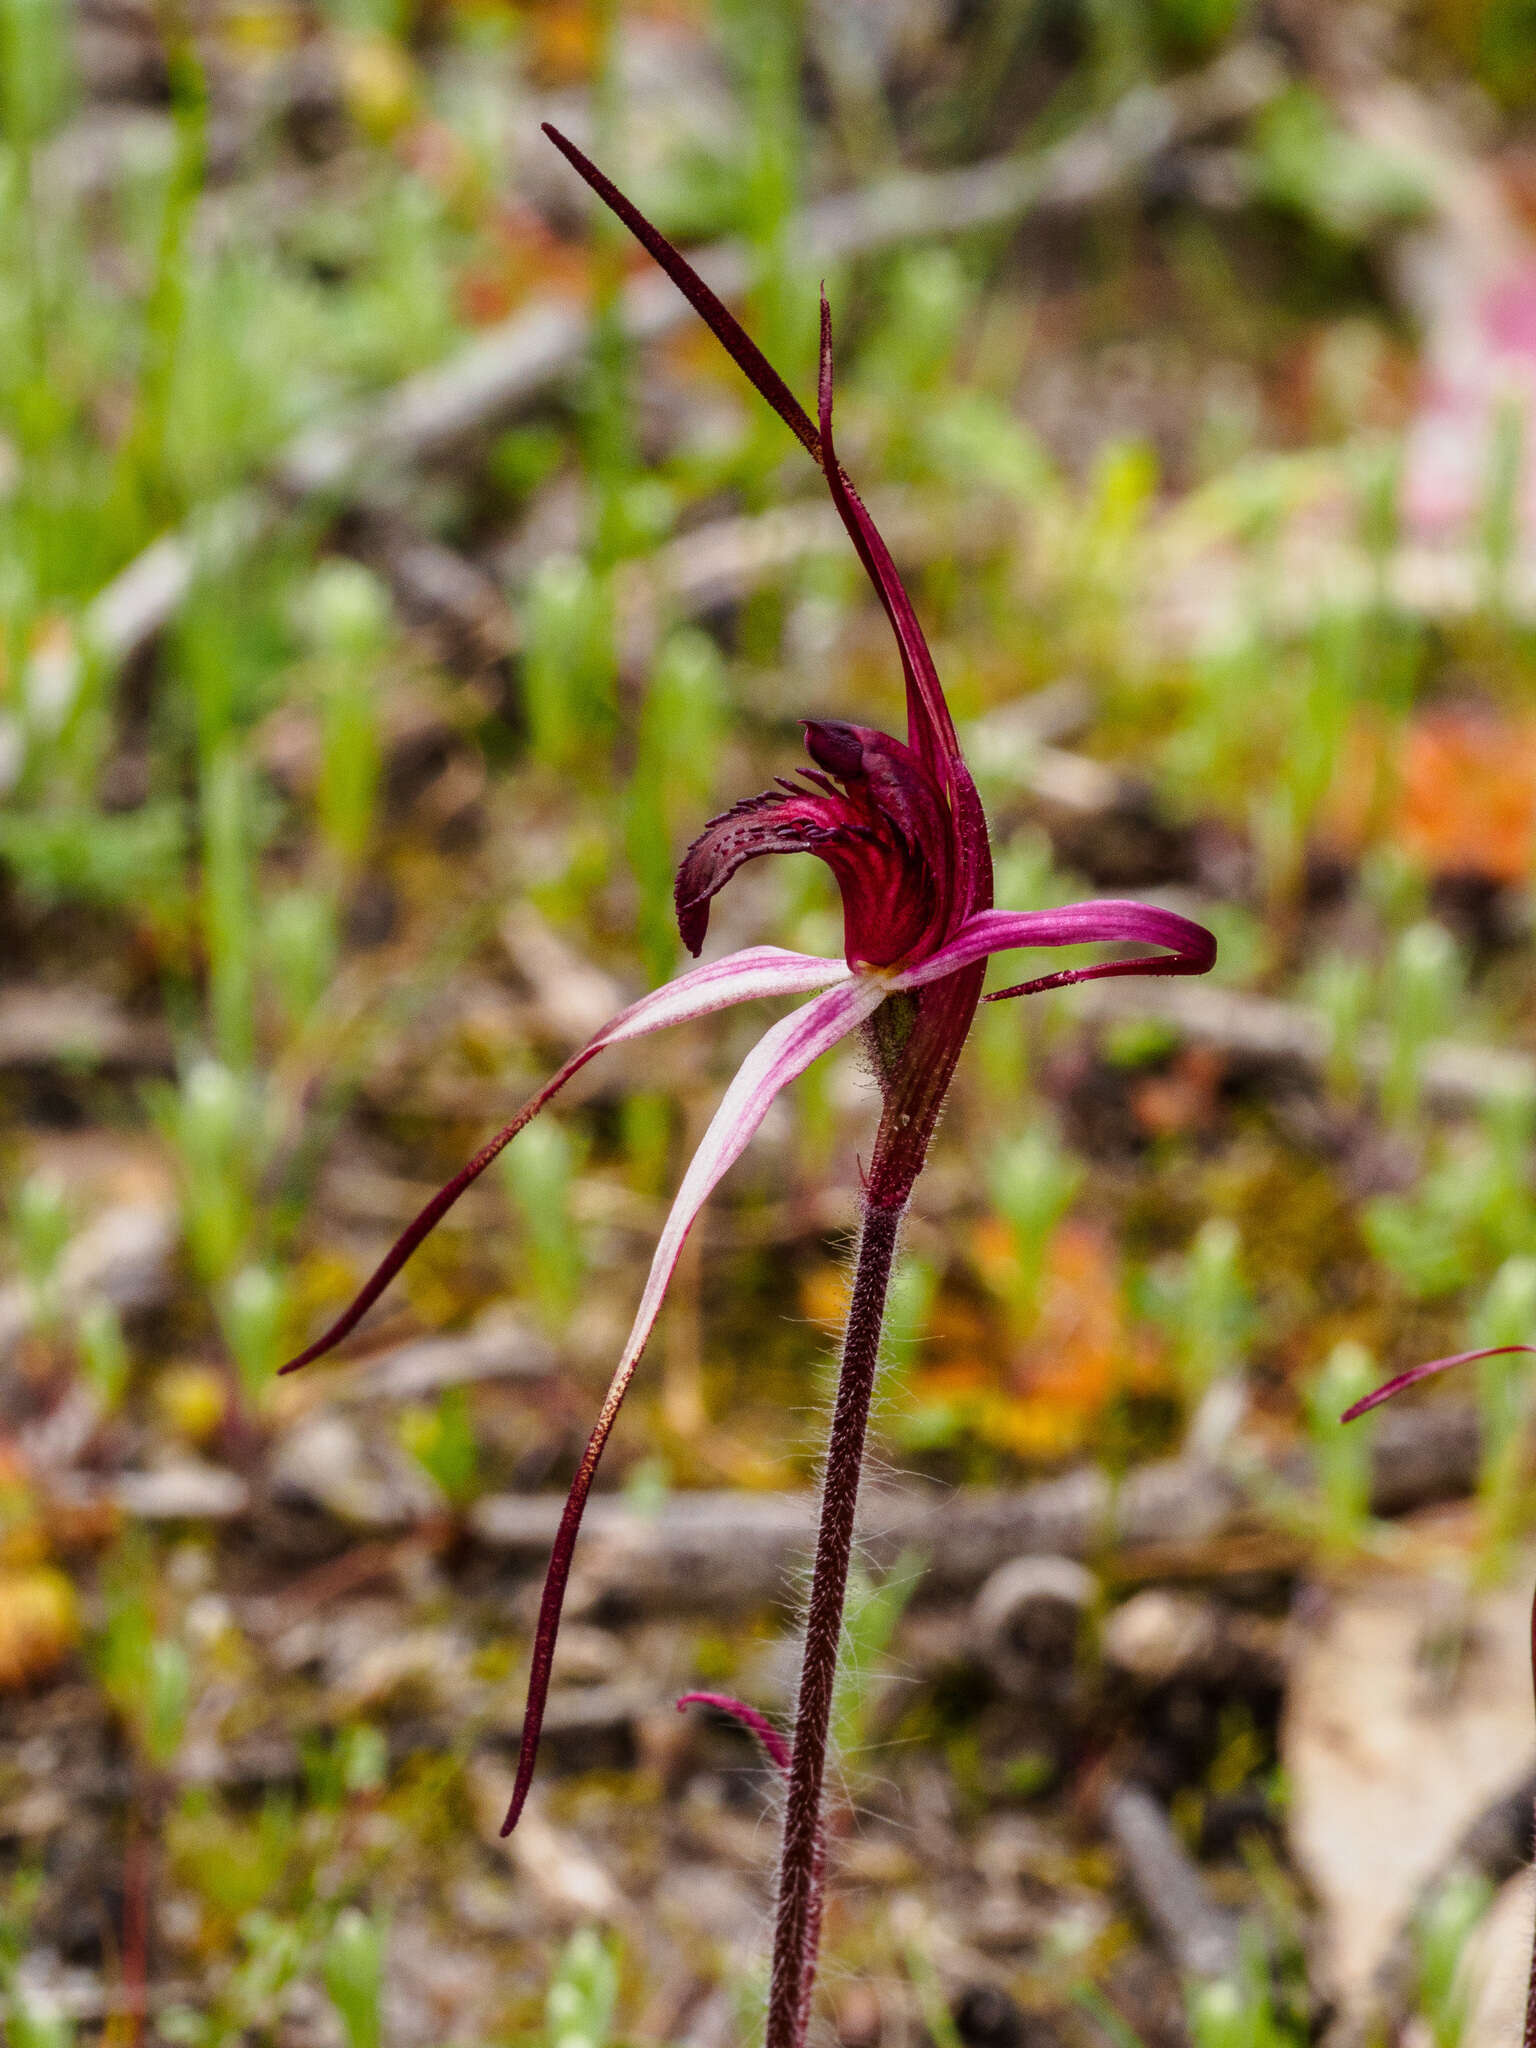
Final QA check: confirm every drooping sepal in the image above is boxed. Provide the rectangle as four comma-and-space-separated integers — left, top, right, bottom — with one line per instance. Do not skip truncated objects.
280, 945, 851, 1375
500, 974, 887, 1834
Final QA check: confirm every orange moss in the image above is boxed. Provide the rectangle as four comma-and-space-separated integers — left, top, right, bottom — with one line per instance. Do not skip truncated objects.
1329, 705, 1536, 882
913, 1223, 1166, 1461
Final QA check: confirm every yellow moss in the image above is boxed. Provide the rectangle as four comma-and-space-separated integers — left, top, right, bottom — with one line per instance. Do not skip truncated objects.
0, 1567, 80, 1690
337, 32, 418, 142
153, 1362, 229, 1445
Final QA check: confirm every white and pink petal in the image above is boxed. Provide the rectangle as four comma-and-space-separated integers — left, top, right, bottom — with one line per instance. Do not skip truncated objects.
888, 901, 1217, 1000
500, 974, 886, 1833
282, 945, 851, 1374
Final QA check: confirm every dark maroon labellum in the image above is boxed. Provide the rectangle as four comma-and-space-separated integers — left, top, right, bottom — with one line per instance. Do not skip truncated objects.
676, 720, 955, 968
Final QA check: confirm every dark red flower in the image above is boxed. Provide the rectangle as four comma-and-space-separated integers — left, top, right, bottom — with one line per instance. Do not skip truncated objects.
280, 126, 1218, 1838
676, 719, 956, 969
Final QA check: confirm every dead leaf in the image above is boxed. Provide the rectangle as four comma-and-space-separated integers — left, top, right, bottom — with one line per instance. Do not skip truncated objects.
1284, 1569, 1535, 2016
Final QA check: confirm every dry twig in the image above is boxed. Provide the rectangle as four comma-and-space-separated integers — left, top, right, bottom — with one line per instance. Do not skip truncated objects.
1103, 1781, 1243, 1980
1076, 975, 1536, 1112
468, 1399, 1480, 1613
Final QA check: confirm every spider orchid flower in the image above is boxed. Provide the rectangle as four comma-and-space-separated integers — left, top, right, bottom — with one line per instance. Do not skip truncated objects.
282, 124, 1215, 2045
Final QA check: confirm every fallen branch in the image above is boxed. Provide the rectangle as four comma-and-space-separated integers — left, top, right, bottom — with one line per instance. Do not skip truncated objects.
1103, 1781, 1242, 1980
83, 43, 1284, 671
1075, 974, 1536, 1112
614, 487, 1018, 672
0, 986, 172, 1074
468, 1399, 1479, 1614
347, 506, 519, 667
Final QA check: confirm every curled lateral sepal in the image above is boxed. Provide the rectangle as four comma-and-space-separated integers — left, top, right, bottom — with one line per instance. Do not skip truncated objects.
1340, 1343, 1536, 1422
677, 1691, 791, 1772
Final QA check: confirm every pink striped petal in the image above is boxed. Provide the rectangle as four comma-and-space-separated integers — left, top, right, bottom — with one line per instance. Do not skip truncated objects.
887, 902, 1216, 999
501, 974, 886, 1834
677, 1692, 791, 1772
1341, 1345, 1536, 1423
281, 946, 849, 1374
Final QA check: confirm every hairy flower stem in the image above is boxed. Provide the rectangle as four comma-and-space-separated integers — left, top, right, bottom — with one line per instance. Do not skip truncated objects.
767, 1197, 903, 2048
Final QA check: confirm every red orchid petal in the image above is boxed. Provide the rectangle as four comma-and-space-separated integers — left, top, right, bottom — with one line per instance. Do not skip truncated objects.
800, 720, 946, 864
279, 946, 850, 1374
677, 722, 952, 965
1340, 1345, 1536, 1423
542, 124, 985, 863
814, 291, 959, 777
501, 974, 886, 1834
677, 1692, 791, 1772
886, 902, 1217, 998
676, 788, 846, 958
541, 123, 819, 460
